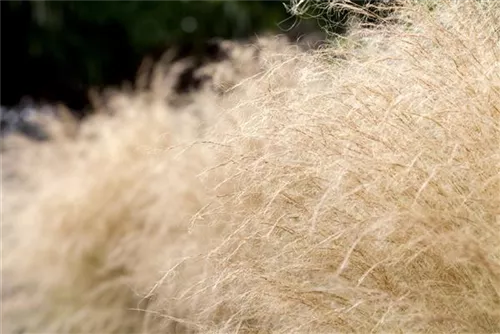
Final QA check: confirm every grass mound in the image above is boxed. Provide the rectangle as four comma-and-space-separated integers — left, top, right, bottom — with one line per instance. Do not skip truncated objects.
2, 1, 499, 333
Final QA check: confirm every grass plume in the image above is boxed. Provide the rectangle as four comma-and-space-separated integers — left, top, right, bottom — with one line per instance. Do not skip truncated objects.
2, 1, 500, 333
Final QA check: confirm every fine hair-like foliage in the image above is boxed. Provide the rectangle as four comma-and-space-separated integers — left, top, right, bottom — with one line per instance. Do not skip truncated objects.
2, 1, 499, 333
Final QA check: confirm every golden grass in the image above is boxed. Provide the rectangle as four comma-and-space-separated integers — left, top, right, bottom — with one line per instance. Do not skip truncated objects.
2, 1, 500, 333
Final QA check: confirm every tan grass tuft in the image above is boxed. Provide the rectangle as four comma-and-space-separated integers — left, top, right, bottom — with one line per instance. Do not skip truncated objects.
2, 1, 500, 333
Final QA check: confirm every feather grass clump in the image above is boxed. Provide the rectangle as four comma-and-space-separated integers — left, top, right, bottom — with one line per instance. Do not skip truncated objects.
2, 1, 500, 333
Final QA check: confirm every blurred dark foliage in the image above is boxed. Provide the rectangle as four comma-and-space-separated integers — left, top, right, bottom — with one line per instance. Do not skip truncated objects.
0, 0, 392, 118
1, 1, 290, 111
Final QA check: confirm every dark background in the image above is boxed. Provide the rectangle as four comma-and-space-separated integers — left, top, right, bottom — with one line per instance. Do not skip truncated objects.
1, 0, 385, 112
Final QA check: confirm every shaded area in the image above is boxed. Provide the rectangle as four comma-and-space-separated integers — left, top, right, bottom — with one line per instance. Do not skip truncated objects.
1, 1, 290, 111
0, 0, 391, 117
